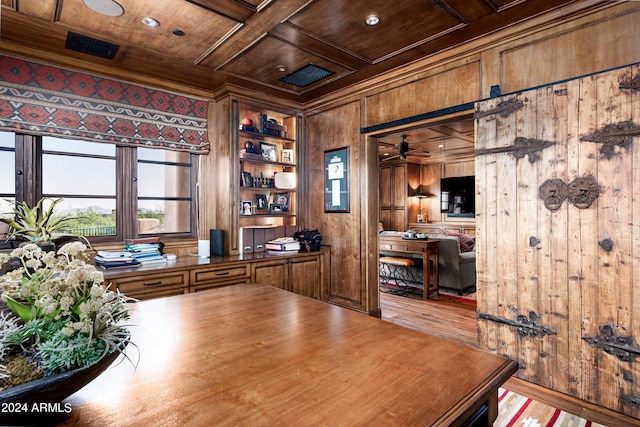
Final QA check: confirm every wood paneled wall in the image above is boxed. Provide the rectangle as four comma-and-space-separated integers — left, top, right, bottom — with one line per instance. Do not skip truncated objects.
299, 3, 639, 417
306, 101, 379, 314
475, 64, 640, 419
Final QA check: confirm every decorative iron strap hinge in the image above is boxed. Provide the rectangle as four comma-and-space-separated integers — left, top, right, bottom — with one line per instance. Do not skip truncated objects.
474, 99, 524, 119
583, 323, 640, 362
475, 137, 555, 163
621, 395, 640, 411
620, 75, 640, 92
580, 120, 640, 159
477, 311, 557, 337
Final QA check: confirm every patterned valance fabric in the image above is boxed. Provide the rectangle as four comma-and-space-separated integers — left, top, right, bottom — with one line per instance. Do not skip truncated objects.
0, 55, 209, 154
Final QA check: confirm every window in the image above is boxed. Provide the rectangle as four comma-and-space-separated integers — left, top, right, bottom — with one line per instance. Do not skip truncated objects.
0, 132, 16, 241
137, 148, 193, 235
0, 132, 196, 244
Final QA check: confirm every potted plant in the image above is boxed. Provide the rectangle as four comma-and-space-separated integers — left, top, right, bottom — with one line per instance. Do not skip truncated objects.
0, 197, 89, 251
0, 242, 137, 405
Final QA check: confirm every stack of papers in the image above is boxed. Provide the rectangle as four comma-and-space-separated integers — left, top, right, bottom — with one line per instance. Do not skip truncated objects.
265, 237, 300, 254
94, 251, 141, 269
125, 242, 166, 265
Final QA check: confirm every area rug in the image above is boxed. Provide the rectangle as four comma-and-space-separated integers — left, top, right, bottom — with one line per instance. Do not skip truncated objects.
379, 280, 477, 305
438, 286, 476, 304
494, 388, 607, 427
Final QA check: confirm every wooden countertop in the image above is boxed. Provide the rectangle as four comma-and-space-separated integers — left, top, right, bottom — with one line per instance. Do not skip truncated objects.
100, 250, 322, 279
51, 284, 516, 426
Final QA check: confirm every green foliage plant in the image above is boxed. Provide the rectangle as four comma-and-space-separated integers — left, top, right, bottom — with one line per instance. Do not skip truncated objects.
0, 243, 137, 387
0, 197, 90, 246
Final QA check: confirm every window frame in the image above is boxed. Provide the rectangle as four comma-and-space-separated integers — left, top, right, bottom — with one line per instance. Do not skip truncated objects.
3, 133, 198, 244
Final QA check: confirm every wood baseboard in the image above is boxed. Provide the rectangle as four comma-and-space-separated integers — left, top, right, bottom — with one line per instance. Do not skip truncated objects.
504, 377, 640, 427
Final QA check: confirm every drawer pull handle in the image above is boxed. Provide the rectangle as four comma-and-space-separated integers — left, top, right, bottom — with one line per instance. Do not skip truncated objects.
144, 281, 162, 287
215, 272, 230, 276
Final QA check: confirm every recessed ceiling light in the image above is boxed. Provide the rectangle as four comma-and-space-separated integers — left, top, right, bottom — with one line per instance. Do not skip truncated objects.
438, 144, 445, 148
141, 16, 160, 27
172, 29, 186, 37
365, 15, 379, 26
83, 0, 124, 17
276, 65, 287, 72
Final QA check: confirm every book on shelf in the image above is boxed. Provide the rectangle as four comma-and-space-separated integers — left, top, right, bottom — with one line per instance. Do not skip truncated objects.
267, 249, 301, 255
265, 242, 301, 251
125, 237, 160, 245
96, 251, 133, 260
265, 237, 300, 252
125, 243, 161, 253
95, 259, 141, 270
95, 256, 135, 264
130, 252, 166, 264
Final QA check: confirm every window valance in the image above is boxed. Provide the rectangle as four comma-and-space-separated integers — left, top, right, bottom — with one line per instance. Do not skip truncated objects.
0, 55, 209, 154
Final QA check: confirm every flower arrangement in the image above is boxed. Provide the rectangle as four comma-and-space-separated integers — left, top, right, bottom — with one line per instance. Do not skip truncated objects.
0, 242, 136, 391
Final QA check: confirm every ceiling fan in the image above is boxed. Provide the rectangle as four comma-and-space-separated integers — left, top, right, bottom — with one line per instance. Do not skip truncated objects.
381, 135, 430, 162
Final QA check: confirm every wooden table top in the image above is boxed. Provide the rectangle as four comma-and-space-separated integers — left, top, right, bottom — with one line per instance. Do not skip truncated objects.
55, 284, 515, 426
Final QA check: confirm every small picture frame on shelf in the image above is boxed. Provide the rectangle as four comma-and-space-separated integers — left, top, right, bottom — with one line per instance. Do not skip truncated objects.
282, 149, 294, 164
241, 171, 253, 187
269, 204, 282, 214
260, 142, 278, 162
241, 200, 253, 216
255, 194, 268, 211
274, 193, 289, 212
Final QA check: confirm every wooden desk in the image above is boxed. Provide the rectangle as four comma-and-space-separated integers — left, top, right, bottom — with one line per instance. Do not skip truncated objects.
48, 284, 516, 426
380, 234, 440, 298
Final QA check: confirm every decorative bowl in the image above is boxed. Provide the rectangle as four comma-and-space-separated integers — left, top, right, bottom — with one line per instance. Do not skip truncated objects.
0, 345, 123, 404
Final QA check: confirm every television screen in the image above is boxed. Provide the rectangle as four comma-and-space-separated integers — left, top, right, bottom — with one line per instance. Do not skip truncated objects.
440, 176, 475, 217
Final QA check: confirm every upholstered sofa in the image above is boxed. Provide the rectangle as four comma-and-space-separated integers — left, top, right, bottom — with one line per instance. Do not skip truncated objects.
429, 235, 476, 294
378, 232, 476, 295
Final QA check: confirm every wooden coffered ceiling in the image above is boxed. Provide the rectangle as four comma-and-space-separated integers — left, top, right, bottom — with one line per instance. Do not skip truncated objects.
377, 116, 475, 163
0, 0, 605, 102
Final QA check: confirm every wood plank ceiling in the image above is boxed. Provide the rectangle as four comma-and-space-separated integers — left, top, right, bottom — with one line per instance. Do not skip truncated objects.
0, 0, 599, 103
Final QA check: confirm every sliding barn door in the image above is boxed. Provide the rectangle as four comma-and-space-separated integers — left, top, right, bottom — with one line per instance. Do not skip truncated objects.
475, 64, 640, 418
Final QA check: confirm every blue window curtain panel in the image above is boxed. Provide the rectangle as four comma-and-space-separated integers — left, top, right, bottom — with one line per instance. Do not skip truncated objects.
0, 55, 209, 154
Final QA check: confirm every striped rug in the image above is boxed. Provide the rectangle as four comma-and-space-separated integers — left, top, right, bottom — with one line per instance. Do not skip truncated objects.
494, 388, 607, 427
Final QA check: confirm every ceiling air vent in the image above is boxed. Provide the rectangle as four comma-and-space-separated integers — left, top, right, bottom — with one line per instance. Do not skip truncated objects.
279, 64, 334, 88
65, 32, 119, 59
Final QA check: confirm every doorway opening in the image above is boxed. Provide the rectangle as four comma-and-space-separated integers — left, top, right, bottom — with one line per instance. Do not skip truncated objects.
368, 112, 478, 343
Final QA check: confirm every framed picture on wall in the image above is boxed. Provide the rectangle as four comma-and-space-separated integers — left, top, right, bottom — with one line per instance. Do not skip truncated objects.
324, 147, 349, 213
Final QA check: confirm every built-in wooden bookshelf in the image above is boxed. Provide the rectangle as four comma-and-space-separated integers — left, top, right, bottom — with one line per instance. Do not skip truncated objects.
237, 103, 297, 231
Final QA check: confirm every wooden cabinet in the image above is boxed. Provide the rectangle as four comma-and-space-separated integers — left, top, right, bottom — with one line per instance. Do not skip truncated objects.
288, 255, 320, 299
189, 264, 250, 292
104, 252, 322, 301
251, 259, 288, 290
108, 271, 188, 300
380, 161, 420, 231
251, 254, 320, 298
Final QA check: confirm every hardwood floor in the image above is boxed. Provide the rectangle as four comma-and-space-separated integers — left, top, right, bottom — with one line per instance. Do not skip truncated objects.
379, 291, 637, 427
380, 292, 478, 347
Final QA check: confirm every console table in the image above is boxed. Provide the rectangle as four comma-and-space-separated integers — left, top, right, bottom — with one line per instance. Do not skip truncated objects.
379, 233, 440, 298
55, 284, 516, 426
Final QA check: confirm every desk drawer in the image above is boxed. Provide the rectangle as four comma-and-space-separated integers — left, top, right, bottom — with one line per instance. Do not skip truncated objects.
109, 271, 188, 294
381, 242, 425, 253
190, 265, 249, 285
402, 244, 425, 253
